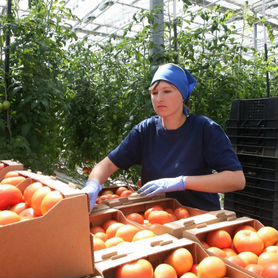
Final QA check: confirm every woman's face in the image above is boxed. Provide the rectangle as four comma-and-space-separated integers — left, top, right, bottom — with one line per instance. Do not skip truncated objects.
150, 81, 184, 118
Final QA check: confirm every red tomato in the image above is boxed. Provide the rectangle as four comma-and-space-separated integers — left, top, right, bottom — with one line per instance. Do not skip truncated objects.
116, 259, 153, 278
0, 162, 5, 171
19, 207, 35, 219
41, 190, 64, 215
31, 186, 51, 216
0, 210, 21, 225
0, 176, 26, 186
233, 230, 264, 255
4, 171, 20, 178
0, 184, 23, 210
10, 202, 28, 214
23, 182, 43, 205
261, 263, 278, 278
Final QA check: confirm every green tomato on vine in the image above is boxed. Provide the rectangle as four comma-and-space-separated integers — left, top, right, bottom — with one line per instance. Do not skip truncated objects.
1, 100, 11, 110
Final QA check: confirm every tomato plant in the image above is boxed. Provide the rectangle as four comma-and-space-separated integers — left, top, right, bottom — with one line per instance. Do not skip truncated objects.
0, 2, 277, 182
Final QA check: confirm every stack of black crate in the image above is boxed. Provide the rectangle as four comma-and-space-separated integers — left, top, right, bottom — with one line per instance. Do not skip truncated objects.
224, 97, 278, 229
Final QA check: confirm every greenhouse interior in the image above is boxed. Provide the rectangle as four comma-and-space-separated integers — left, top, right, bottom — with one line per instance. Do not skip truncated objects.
0, 1, 278, 278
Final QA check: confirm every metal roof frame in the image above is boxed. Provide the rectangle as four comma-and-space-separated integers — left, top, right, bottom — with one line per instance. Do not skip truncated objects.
64, 0, 278, 51
1, 0, 278, 52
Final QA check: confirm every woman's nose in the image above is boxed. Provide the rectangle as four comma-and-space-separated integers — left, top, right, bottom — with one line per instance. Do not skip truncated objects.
156, 92, 163, 101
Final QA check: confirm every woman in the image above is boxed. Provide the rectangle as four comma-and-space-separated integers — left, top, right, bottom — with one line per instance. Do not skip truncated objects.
82, 63, 245, 211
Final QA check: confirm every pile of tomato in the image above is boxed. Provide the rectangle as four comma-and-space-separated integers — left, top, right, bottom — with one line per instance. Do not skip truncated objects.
0, 171, 64, 226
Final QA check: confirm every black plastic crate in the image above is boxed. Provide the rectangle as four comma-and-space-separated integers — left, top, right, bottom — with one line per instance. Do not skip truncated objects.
226, 126, 278, 138
234, 187, 278, 202
240, 184, 278, 202
230, 135, 278, 148
238, 153, 278, 171
223, 201, 276, 221
245, 176, 278, 190
225, 191, 278, 209
226, 119, 278, 128
224, 195, 278, 228
233, 144, 278, 158
243, 165, 278, 181
224, 202, 278, 229
229, 97, 278, 121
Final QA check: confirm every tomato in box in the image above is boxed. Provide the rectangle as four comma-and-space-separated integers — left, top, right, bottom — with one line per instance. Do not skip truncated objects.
0, 184, 23, 210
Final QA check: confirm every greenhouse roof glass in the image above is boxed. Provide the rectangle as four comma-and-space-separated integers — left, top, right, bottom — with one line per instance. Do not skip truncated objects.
1, 0, 278, 53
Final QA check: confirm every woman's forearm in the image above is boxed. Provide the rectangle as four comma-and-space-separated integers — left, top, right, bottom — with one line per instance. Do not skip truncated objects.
88, 157, 119, 185
186, 170, 246, 193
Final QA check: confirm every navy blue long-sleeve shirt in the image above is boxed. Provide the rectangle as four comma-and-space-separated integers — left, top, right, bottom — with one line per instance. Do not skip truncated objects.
108, 115, 242, 211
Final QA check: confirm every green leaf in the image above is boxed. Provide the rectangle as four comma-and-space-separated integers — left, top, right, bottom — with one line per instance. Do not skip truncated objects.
21, 123, 32, 136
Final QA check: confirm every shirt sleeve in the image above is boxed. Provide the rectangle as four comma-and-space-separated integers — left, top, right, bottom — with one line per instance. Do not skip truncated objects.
108, 125, 142, 170
203, 118, 242, 172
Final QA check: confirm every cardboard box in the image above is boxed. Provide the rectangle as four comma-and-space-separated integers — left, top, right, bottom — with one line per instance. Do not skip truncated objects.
90, 208, 168, 256
95, 237, 254, 278
99, 185, 135, 196
182, 216, 265, 278
90, 207, 151, 235
0, 173, 94, 278
95, 185, 136, 209
161, 209, 237, 238
110, 197, 235, 238
92, 202, 111, 213
17, 170, 111, 213
0, 160, 24, 180
94, 233, 178, 264
17, 170, 87, 196
183, 216, 264, 245
105, 194, 164, 207
110, 197, 205, 216
90, 207, 137, 227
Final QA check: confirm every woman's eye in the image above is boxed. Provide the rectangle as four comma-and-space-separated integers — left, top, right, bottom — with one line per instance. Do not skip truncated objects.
151, 89, 172, 95
164, 90, 172, 93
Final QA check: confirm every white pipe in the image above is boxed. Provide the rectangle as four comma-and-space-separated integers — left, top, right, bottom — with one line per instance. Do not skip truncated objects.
173, 0, 176, 20
262, 0, 267, 44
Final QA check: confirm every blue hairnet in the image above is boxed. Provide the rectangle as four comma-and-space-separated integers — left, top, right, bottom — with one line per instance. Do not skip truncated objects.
151, 63, 197, 116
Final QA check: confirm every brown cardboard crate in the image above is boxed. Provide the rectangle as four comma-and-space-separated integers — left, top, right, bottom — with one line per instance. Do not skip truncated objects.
92, 202, 111, 213
1, 169, 87, 201
100, 184, 135, 195
89, 208, 138, 227
0, 176, 94, 278
20, 170, 111, 213
183, 216, 264, 244
89, 208, 148, 238
161, 209, 236, 238
183, 216, 265, 278
17, 170, 80, 194
90, 208, 163, 256
104, 194, 164, 207
94, 233, 178, 264
0, 160, 24, 180
96, 185, 136, 207
95, 237, 254, 278
111, 197, 205, 217
110, 197, 236, 238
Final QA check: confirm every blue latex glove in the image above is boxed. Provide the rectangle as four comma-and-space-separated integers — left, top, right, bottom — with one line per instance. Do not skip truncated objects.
138, 176, 187, 197
81, 179, 103, 210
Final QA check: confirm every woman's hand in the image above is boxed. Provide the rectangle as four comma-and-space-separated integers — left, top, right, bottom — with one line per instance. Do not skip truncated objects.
138, 176, 187, 197
81, 180, 103, 210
